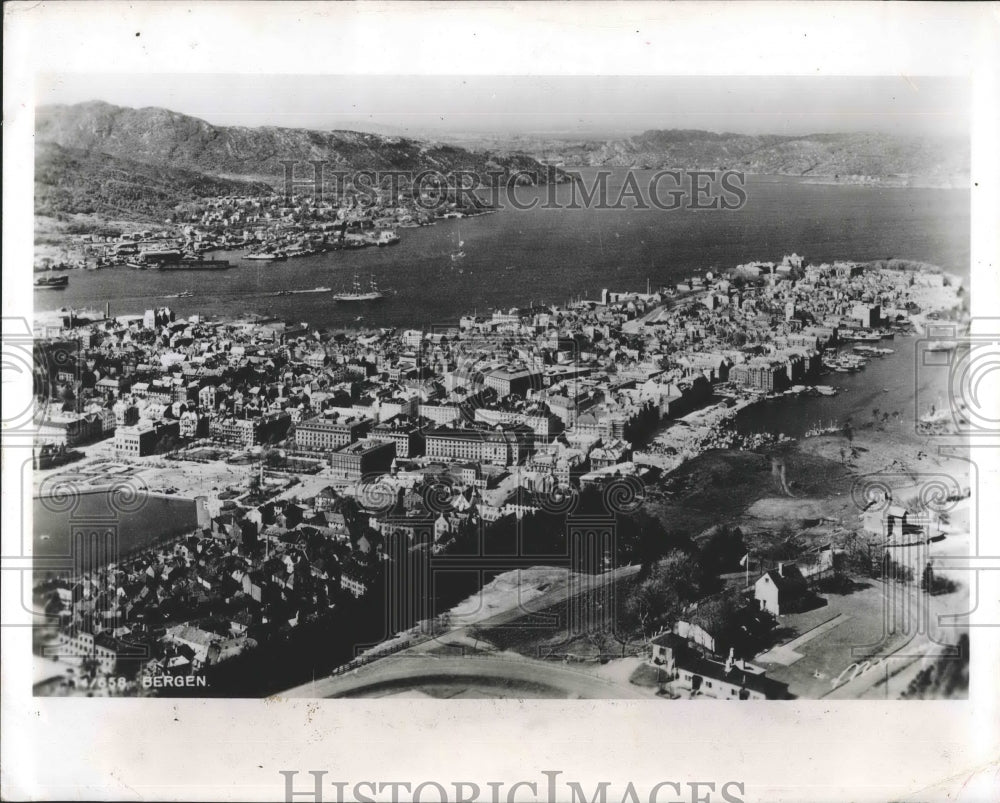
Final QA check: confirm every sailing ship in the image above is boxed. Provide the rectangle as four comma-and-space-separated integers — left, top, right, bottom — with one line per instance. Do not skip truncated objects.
333, 274, 385, 302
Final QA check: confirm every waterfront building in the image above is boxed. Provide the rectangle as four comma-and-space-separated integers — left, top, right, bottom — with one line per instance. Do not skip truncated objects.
115, 419, 179, 457
851, 303, 881, 328
730, 360, 789, 393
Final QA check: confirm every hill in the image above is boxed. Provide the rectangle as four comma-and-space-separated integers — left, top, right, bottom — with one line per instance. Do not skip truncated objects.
525, 129, 969, 185
35, 101, 561, 184
34, 142, 273, 222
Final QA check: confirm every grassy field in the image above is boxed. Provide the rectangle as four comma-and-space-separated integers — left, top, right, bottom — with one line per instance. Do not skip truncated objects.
646, 445, 854, 540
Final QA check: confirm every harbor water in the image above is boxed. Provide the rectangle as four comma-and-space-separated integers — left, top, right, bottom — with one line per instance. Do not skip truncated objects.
733, 334, 953, 439
35, 172, 970, 330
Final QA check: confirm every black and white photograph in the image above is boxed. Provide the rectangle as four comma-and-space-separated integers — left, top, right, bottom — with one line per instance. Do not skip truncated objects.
3, 3, 999, 802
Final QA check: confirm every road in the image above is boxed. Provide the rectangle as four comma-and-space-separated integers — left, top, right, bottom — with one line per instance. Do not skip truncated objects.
287, 653, 652, 699
821, 573, 964, 700
620, 290, 708, 334
282, 563, 645, 699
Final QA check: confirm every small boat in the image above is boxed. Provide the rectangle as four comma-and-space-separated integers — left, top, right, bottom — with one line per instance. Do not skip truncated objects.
34, 275, 69, 289
450, 250, 466, 262
286, 286, 332, 295
815, 386, 837, 396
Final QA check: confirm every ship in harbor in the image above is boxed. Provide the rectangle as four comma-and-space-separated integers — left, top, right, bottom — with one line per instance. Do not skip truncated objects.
333, 275, 385, 302
852, 344, 894, 356
839, 331, 883, 342
34, 275, 70, 289
274, 286, 332, 296
155, 256, 231, 270
129, 251, 231, 270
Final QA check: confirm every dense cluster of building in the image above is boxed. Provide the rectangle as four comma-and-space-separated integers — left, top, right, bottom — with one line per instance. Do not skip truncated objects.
32, 254, 960, 694
54, 189, 492, 268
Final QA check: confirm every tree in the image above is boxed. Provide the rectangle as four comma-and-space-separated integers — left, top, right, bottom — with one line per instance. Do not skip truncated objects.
632, 511, 669, 575
689, 590, 777, 660
620, 551, 703, 641
698, 524, 748, 581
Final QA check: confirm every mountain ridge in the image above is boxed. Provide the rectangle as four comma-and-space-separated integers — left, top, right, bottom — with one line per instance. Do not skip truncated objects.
34, 141, 274, 222
35, 100, 562, 182
522, 129, 969, 184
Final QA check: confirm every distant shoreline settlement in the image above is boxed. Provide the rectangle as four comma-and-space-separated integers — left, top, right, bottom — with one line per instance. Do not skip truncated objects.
30, 253, 964, 695
34, 190, 496, 273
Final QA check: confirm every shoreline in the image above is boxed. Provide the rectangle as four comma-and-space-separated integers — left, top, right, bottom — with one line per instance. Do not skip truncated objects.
31, 262, 965, 338
31, 259, 966, 575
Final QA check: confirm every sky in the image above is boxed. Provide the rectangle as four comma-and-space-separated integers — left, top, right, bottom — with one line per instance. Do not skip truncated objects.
36, 74, 970, 140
